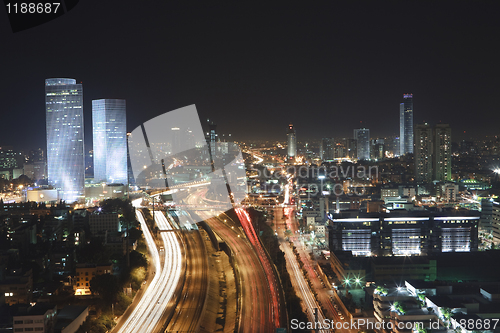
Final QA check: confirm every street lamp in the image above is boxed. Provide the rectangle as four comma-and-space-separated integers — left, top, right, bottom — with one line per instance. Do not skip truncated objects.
343, 278, 351, 296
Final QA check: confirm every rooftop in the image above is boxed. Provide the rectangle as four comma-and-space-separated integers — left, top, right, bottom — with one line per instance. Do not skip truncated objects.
57, 305, 88, 320
14, 303, 56, 317
427, 295, 464, 309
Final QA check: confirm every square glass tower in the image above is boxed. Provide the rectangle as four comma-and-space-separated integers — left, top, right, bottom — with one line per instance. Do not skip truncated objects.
92, 99, 127, 184
45, 78, 84, 203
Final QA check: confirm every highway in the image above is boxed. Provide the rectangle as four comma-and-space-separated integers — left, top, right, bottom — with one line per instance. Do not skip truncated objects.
234, 207, 281, 328
116, 200, 182, 333
164, 225, 209, 333
186, 189, 279, 333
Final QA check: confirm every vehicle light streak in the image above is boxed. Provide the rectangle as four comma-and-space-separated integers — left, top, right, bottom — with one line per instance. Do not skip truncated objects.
117, 202, 182, 333
281, 234, 328, 332
235, 207, 281, 328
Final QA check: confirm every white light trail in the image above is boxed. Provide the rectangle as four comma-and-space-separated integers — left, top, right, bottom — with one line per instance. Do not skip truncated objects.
117, 201, 182, 333
281, 235, 327, 332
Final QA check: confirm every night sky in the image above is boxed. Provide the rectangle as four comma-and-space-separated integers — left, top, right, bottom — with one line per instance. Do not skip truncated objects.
1, 1, 499, 150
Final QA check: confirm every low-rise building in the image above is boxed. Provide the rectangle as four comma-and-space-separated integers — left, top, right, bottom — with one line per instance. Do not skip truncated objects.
13, 303, 57, 333
54, 305, 89, 333
74, 263, 113, 296
440, 183, 459, 202
0, 268, 33, 305
373, 280, 500, 333
89, 212, 119, 235
381, 188, 399, 200
373, 284, 440, 333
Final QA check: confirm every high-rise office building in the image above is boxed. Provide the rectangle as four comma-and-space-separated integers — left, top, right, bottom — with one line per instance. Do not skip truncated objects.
370, 139, 385, 160
333, 138, 348, 159
320, 138, 334, 161
204, 120, 218, 158
354, 128, 370, 160
433, 124, 452, 181
480, 198, 493, 234
383, 136, 400, 157
492, 201, 500, 244
414, 123, 433, 183
413, 123, 452, 183
23, 148, 46, 182
45, 78, 85, 203
171, 127, 181, 153
92, 99, 127, 184
346, 138, 357, 159
0, 146, 19, 170
400, 93, 414, 155
287, 123, 296, 159
329, 211, 479, 256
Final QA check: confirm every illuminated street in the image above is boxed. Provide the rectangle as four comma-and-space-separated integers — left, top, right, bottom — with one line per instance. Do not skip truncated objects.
116, 199, 182, 333
165, 222, 209, 332
186, 188, 282, 332
3, 4, 500, 333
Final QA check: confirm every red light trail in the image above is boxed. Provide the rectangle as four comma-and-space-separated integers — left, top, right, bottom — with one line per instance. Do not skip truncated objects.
235, 207, 281, 328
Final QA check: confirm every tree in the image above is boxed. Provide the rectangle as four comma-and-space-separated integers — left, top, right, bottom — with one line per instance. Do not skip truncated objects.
440, 307, 452, 328
16, 174, 32, 185
393, 301, 406, 315
129, 250, 147, 269
90, 274, 120, 304
128, 227, 143, 241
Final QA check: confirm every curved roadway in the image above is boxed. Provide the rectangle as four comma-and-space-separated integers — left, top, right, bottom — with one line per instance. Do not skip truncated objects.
116, 202, 182, 333
186, 189, 277, 333
164, 226, 209, 332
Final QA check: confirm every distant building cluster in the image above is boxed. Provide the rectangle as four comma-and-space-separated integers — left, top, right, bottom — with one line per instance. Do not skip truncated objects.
293, 94, 453, 185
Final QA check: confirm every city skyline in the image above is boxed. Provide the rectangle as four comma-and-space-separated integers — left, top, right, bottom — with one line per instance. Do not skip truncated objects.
1, 2, 500, 150
2, 3, 500, 333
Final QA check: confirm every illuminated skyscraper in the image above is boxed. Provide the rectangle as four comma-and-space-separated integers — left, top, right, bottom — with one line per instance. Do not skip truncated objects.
333, 138, 348, 159
354, 128, 370, 160
208, 122, 217, 157
492, 201, 500, 244
414, 123, 433, 183
400, 93, 414, 155
346, 138, 357, 159
92, 99, 127, 184
45, 78, 84, 202
287, 123, 296, 159
414, 123, 452, 183
320, 138, 334, 161
433, 124, 452, 181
